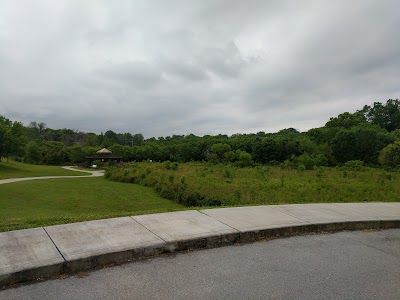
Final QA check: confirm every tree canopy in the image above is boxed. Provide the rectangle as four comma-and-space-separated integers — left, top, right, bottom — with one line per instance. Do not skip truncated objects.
2, 99, 400, 168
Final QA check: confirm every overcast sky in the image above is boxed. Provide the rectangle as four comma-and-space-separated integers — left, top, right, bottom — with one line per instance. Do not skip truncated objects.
1, 0, 399, 137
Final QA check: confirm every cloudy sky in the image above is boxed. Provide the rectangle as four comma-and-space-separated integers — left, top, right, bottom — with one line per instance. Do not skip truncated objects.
0, 0, 399, 137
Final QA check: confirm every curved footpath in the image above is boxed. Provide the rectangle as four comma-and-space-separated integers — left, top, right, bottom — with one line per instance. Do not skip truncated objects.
0, 167, 104, 185
1, 202, 400, 288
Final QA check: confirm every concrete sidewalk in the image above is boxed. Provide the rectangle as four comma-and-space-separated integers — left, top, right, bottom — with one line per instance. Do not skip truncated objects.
0, 167, 104, 185
1, 202, 399, 287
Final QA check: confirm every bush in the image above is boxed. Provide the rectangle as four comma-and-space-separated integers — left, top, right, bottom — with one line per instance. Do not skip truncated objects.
379, 141, 400, 169
162, 160, 179, 170
235, 151, 254, 167
292, 153, 328, 170
209, 143, 232, 163
24, 141, 43, 164
297, 164, 306, 171
343, 160, 364, 170
203, 198, 222, 206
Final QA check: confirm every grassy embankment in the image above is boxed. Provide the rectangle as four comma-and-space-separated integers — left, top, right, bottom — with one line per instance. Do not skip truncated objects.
106, 162, 400, 207
0, 161, 184, 232
2, 160, 399, 233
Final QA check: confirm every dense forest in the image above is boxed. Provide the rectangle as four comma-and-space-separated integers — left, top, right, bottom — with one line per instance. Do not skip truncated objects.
2, 99, 400, 169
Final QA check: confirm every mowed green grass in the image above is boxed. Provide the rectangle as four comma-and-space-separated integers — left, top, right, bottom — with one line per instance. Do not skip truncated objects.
0, 177, 185, 232
0, 160, 86, 179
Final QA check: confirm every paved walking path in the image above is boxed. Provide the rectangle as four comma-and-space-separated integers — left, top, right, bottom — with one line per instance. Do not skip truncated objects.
1, 202, 399, 287
0, 167, 104, 185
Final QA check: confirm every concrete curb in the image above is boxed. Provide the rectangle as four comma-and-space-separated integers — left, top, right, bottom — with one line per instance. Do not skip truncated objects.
1, 204, 399, 288
1, 221, 399, 288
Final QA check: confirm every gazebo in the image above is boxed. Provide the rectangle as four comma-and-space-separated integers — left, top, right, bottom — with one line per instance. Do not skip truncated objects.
86, 148, 122, 166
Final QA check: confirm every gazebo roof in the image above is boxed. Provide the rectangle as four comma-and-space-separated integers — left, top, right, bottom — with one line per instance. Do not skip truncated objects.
96, 148, 112, 154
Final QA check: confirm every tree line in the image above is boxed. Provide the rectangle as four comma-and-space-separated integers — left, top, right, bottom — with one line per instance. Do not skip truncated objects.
2, 99, 400, 169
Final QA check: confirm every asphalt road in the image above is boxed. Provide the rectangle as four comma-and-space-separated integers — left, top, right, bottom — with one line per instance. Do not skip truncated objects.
1, 229, 400, 300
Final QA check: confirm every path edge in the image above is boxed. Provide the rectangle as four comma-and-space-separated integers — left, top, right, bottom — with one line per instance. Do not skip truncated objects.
1, 219, 399, 289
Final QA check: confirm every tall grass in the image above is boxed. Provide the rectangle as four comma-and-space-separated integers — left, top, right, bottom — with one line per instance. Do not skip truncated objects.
106, 162, 400, 207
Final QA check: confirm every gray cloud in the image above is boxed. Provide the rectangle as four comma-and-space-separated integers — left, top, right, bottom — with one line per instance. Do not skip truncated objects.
159, 57, 208, 82
96, 61, 163, 89
1, 0, 399, 137
197, 41, 247, 78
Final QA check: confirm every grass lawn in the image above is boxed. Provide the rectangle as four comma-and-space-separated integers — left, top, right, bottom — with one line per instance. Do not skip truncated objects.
0, 177, 185, 232
0, 160, 86, 179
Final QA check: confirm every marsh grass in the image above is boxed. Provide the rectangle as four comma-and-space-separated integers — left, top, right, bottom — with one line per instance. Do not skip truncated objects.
106, 162, 400, 206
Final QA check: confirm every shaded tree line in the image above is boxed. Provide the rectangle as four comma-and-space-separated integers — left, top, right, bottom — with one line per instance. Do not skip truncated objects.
2, 99, 400, 169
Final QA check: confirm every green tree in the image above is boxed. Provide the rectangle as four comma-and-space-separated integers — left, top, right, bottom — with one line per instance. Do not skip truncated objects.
277, 128, 300, 135
28, 121, 47, 137
0, 122, 12, 158
208, 143, 232, 163
325, 112, 367, 128
306, 127, 339, 145
132, 133, 144, 146
331, 125, 393, 164
83, 133, 100, 147
252, 138, 280, 163
0, 116, 24, 160
66, 145, 86, 163
42, 141, 67, 165
379, 141, 400, 169
104, 130, 119, 145
24, 141, 43, 163
10, 121, 25, 157
235, 150, 254, 167
361, 99, 400, 132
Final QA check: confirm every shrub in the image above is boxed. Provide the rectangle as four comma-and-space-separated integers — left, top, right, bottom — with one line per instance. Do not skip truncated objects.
235, 151, 254, 167
297, 164, 306, 171
184, 192, 204, 206
209, 143, 232, 163
315, 167, 324, 177
162, 160, 179, 170
203, 198, 222, 206
379, 141, 400, 169
343, 160, 364, 170
222, 169, 233, 179
292, 153, 328, 170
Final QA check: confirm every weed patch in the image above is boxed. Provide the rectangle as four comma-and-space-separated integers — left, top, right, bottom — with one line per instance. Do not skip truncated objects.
106, 162, 400, 207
